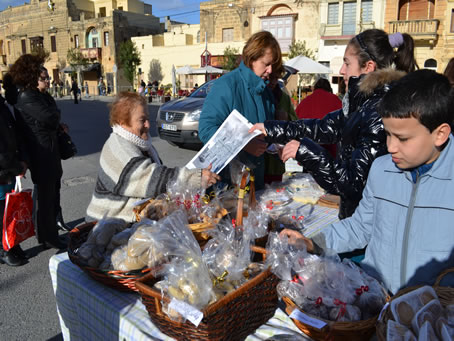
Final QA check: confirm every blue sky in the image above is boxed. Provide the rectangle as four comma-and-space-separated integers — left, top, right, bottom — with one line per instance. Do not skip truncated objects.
0, 0, 204, 24
148, 0, 203, 24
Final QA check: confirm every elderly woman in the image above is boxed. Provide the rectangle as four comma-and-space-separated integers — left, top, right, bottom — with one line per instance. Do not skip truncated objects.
198, 31, 282, 190
86, 92, 219, 222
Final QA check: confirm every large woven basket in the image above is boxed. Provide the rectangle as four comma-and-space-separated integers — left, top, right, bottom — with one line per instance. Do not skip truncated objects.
376, 267, 454, 341
135, 246, 279, 341
68, 222, 151, 293
282, 295, 384, 341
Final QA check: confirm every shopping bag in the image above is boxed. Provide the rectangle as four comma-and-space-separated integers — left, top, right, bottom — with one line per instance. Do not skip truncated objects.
2, 177, 35, 251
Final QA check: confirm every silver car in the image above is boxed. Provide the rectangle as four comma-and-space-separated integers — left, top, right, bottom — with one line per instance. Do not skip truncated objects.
156, 80, 215, 147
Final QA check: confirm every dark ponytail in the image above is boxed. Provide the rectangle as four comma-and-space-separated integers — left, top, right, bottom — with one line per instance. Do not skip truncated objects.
349, 29, 417, 73
394, 33, 418, 73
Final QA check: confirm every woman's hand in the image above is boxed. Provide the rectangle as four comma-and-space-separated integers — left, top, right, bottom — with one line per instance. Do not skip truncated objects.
248, 123, 267, 136
201, 164, 221, 188
280, 229, 314, 253
280, 140, 300, 162
243, 136, 268, 157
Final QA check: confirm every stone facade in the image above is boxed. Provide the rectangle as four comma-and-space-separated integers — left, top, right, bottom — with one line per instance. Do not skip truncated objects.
0, 0, 161, 92
384, 0, 454, 72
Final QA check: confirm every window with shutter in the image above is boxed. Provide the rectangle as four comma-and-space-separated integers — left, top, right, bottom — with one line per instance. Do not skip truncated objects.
361, 0, 373, 22
328, 3, 339, 25
342, 2, 357, 35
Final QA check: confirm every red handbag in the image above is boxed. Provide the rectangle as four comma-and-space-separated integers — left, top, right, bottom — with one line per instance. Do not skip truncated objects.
2, 177, 35, 251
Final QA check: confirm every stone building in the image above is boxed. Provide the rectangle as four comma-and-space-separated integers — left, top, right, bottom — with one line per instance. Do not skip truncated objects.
0, 0, 161, 93
135, 0, 322, 91
384, 0, 454, 72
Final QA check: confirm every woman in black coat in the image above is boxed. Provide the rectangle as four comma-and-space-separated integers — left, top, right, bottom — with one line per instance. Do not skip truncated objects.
0, 74, 29, 265
10, 54, 68, 249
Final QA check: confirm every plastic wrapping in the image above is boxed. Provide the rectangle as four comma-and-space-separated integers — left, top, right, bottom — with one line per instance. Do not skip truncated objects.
202, 219, 254, 291
266, 232, 387, 322
386, 320, 417, 341
390, 286, 439, 328
77, 218, 130, 268
265, 232, 308, 281
284, 173, 326, 205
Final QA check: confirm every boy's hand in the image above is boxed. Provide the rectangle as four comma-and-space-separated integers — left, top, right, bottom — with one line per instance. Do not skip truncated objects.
201, 164, 221, 188
248, 123, 267, 136
280, 228, 314, 253
280, 140, 300, 162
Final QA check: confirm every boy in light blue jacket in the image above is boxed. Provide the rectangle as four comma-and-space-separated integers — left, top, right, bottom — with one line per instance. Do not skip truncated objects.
283, 70, 454, 294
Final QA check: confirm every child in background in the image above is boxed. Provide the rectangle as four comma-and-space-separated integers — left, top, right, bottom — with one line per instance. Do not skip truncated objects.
282, 70, 454, 294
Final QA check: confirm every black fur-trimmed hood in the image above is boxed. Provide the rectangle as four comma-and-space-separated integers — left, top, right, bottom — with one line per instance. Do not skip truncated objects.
358, 68, 406, 96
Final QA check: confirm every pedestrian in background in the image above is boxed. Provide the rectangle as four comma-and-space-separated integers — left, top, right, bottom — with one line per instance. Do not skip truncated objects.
295, 78, 342, 157
71, 79, 79, 104
84, 81, 90, 98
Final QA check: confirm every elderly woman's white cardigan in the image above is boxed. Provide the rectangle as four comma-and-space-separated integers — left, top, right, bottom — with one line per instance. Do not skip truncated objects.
86, 132, 201, 222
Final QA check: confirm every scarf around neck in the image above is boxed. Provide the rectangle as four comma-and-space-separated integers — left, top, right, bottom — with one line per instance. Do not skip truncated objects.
112, 124, 162, 165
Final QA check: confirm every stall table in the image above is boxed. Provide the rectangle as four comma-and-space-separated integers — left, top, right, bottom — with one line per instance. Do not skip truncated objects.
49, 205, 339, 341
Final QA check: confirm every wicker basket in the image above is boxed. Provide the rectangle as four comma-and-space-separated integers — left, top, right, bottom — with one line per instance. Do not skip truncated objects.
135, 246, 279, 341
68, 222, 151, 293
376, 267, 454, 341
282, 296, 383, 341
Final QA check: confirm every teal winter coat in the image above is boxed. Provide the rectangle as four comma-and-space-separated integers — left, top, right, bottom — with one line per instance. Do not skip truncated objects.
198, 62, 275, 189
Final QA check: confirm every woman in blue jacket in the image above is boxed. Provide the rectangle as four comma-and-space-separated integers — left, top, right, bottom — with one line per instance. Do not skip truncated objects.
198, 31, 280, 189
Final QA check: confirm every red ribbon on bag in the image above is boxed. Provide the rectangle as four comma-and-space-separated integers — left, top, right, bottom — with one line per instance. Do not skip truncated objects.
333, 299, 347, 320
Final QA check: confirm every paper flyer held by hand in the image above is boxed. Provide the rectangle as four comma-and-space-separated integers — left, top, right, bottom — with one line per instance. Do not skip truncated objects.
186, 109, 262, 174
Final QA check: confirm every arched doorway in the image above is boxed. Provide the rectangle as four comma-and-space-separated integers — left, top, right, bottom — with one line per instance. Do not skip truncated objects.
86, 27, 100, 48
424, 58, 437, 71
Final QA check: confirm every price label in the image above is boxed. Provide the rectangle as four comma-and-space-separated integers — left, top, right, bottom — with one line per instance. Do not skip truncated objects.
290, 309, 327, 329
168, 298, 203, 327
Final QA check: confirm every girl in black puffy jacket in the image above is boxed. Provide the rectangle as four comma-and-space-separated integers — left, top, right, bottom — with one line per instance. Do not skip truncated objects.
251, 29, 418, 219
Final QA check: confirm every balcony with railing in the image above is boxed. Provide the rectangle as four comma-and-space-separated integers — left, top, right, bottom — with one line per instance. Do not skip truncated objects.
320, 22, 375, 40
388, 19, 439, 43
80, 47, 102, 61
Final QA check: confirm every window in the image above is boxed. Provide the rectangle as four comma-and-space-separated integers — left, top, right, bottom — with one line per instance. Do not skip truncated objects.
99, 7, 106, 17
222, 28, 234, 42
261, 16, 294, 53
328, 3, 339, 25
87, 28, 100, 48
118, 6, 123, 10
7, 41, 10, 55
50, 35, 57, 52
361, 0, 373, 23
451, 9, 454, 33
30, 36, 43, 52
342, 2, 357, 35
197, 30, 200, 43
21, 39, 26, 54
103, 31, 109, 46
74, 35, 79, 48
142, 44, 144, 49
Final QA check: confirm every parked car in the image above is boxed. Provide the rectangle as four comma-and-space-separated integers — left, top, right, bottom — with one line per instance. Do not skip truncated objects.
156, 80, 215, 147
